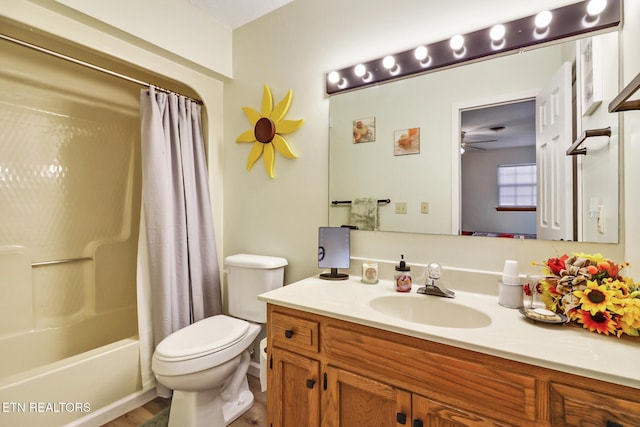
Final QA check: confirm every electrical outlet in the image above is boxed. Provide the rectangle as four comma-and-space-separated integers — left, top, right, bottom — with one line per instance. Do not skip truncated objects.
421, 201, 429, 214
395, 202, 407, 214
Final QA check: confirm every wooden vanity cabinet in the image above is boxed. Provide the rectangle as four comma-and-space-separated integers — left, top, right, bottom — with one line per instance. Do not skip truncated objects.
268, 348, 320, 427
322, 366, 411, 426
266, 304, 639, 427
549, 382, 640, 426
267, 310, 321, 427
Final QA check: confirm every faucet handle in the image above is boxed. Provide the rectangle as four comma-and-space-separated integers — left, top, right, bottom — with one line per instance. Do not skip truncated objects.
427, 262, 442, 280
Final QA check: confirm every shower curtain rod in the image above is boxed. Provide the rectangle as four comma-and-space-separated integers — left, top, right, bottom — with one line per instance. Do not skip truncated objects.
0, 33, 203, 105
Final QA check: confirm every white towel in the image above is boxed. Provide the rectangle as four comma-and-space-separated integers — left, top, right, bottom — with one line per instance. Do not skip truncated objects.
350, 198, 378, 231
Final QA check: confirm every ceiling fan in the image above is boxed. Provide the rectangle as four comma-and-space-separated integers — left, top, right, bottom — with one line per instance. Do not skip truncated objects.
460, 131, 497, 153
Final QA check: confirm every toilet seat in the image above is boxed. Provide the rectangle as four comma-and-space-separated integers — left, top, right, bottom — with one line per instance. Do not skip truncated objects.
152, 315, 260, 377
155, 315, 249, 362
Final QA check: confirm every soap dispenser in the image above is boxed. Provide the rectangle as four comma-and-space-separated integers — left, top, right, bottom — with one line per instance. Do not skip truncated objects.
394, 255, 412, 292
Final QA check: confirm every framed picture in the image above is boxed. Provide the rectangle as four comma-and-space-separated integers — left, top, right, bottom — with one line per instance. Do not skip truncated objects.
580, 37, 602, 116
394, 128, 420, 155
352, 117, 376, 143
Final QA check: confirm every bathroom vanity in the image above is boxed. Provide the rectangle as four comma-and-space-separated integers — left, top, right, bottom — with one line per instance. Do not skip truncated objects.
260, 277, 640, 427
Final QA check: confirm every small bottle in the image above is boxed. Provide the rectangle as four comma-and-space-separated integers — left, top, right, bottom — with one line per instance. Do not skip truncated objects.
394, 255, 412, 292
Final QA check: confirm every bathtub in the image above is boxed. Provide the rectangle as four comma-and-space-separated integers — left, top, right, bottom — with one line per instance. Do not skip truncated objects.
0, 308, 150, 427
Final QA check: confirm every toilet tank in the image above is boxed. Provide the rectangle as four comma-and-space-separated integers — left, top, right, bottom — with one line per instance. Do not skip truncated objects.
224, 254, 287, 323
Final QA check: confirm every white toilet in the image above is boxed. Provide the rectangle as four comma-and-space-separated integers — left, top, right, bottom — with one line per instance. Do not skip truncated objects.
152, 253, 287, 427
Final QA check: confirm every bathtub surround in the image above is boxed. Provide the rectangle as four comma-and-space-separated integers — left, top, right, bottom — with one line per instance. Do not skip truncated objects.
0, 28, 144, 427
138, 87, 222, 396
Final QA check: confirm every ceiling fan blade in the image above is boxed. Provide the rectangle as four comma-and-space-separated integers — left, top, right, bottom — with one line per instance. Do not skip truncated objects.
460, 131, 497, 144
461, 143, 486, 151
464, 138, 497, 144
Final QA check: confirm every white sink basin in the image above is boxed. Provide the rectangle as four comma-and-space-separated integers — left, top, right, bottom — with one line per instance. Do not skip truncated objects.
369, 295, 492, 328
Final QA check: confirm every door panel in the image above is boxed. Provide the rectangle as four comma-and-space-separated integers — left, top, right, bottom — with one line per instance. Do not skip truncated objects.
322, 366, 411, 427
536, 61, 573, 240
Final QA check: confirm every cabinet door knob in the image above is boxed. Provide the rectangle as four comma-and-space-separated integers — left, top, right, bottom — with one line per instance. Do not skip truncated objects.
396, 412, 407, 424
413, 419, 424, 427
306, 379, 316, 389
284, 329, 294, 339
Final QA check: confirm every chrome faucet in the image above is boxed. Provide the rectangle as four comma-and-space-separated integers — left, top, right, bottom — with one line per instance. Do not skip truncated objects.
416, 262, 455, 298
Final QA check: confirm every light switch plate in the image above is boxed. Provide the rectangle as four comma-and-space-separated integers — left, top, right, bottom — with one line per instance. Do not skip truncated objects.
395, 202, 407, 214
421, 202, 429, 214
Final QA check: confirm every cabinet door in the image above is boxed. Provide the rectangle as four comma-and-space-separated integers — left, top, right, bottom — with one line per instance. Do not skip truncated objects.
322, 365, 411, 427
268, 348, 320, 427
412, 394, 512, 427
550, 382, 640, 427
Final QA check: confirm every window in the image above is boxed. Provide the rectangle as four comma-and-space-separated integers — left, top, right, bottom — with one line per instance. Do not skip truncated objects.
497, 163, 536, 209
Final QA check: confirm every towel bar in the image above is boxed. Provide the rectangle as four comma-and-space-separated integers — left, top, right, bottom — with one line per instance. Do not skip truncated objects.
331, 199, 390, 205
566, 127, 611, 156
609, 72, 640, 112
31, 257, 94, 267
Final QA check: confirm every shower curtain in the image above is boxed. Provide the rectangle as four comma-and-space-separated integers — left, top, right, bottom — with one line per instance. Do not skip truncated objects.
137, 87, 222, 394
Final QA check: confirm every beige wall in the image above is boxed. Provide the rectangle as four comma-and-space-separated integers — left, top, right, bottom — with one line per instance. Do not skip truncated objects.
3, 0, 638, 285
227, 0, 638, 283
53, 0, 233, 77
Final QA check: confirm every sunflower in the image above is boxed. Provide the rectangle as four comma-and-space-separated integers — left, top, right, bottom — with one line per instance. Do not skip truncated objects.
540, 278, 562, 312
615, 293, 640, 337
573, 280, 617, 315
576, 310, 617, 335
236, 84, 304, 178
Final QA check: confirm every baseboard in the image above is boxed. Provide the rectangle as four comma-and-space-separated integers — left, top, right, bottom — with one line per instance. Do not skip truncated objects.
248, 360, 260, 378
66, 387, 157, 427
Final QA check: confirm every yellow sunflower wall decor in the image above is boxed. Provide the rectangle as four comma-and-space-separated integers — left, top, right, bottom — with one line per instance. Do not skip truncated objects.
236, 84, 304, 178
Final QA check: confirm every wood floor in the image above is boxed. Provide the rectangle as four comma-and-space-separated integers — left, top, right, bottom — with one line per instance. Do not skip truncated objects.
102, 374, 266, 427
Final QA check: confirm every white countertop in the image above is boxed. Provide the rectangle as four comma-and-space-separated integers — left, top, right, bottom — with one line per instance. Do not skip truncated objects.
259, 276, 640, 390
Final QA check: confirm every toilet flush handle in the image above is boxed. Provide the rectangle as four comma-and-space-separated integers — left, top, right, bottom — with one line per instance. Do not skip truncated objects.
284, 329, 294, 339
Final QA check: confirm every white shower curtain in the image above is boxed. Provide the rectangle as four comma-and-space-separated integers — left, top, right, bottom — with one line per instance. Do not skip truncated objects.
137, 87, 222, 395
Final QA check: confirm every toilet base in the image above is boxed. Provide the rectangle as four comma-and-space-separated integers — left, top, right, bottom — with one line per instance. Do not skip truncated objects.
222, 376, 254, 425
166, 377, 255, 427
168, 387, 224, 427
165, 351, 255, 427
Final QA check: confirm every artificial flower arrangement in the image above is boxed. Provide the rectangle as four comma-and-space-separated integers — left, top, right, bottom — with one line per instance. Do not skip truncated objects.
533, 252, 640, 337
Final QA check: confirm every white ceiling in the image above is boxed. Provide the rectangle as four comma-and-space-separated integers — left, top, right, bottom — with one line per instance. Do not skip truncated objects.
188, 0, 294, 29
461, 100, 536, 151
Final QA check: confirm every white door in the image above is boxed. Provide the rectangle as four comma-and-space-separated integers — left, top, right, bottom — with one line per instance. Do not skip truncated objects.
536, 62, 573, 241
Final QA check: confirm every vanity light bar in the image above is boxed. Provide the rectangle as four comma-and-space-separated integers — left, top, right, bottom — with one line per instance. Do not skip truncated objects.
325, 0, 621, 95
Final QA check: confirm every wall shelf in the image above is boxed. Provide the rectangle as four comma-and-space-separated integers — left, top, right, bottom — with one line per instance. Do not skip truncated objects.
609, 72, 640, 112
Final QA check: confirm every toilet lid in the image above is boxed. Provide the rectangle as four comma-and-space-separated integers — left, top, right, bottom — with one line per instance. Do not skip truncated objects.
155, 315, 250, 361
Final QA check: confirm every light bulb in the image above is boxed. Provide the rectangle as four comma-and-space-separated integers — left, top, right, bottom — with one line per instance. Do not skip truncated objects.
490, 24, 506, 41
587, 0, 607, 16
535, 10, 552, 28
450, 35, 464, 51
354, 64, 366, 77
328, 71, 340, 84
382, 56, 395, 70
414, 46, 428, 61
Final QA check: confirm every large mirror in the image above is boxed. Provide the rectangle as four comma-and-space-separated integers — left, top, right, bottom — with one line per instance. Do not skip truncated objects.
329, 30, 619, 243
